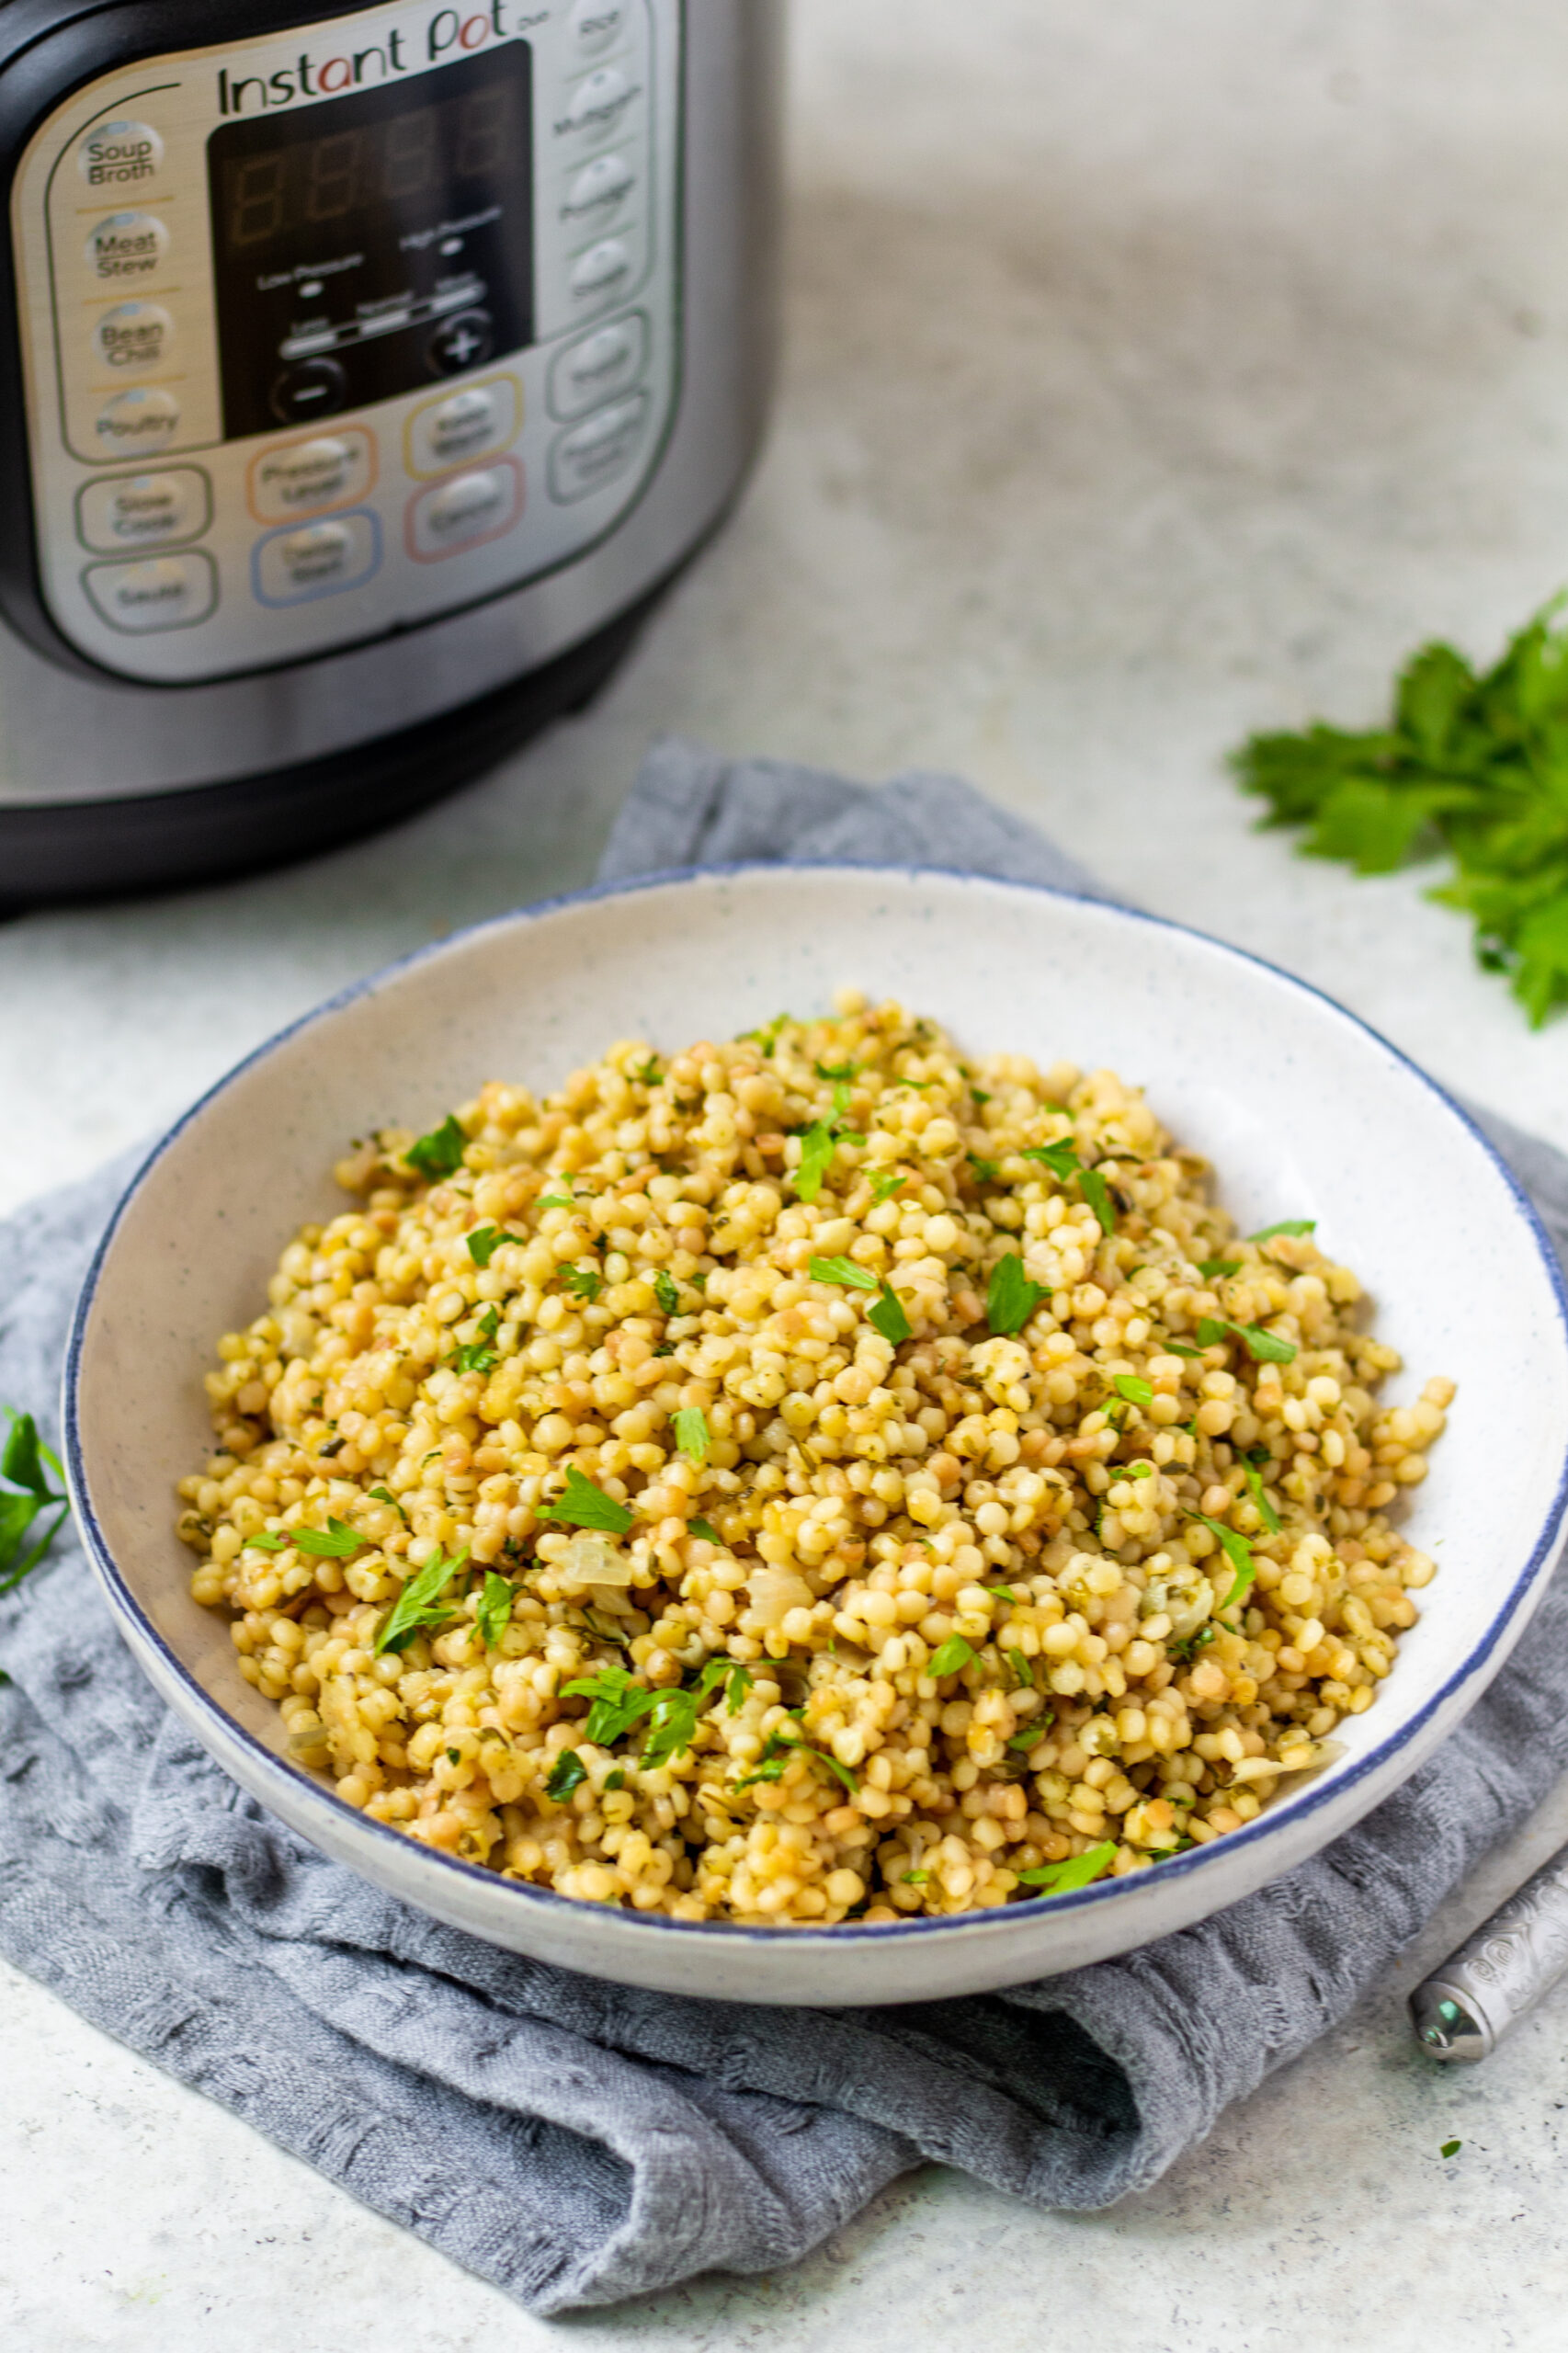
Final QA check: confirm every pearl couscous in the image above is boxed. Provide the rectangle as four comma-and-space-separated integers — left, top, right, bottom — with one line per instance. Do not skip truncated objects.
179, 995, 1449, 1924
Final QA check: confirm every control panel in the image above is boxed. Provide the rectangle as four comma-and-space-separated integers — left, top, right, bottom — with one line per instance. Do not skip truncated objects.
9, 0, 679, 683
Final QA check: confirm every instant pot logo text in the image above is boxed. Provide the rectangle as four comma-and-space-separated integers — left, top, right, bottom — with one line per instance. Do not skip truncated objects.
215, 4, 547, 111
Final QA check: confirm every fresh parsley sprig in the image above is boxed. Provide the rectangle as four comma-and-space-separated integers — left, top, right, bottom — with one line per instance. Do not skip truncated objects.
1017, 1840, 1118, 1895
404, 1114, 467, 1180
374, 1544, 469, 1654
986, 1252, 1045, 1336
538, 1466, 634, 1534
0, 1410, 69, 1596
1195, 1316, 1298, 1365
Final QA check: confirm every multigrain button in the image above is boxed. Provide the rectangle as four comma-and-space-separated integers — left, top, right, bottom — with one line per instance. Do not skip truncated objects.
568, 0, 628, 56
548, 313, 647, 418
406, 459, 523, 560
93, 386, 179, 454
77, 120, 164, 191
94, 301, 173, 370
76, 468, 210, 552
558, 66, 636, 143
83, 212, 168, 284
568, 238, 632, 306
406, 378, 519, 476
548, 392, 648, 501
254, 512, 380, 605
248, 429, 375, 521
561, 151, 637, 229
82, 550, 215, 632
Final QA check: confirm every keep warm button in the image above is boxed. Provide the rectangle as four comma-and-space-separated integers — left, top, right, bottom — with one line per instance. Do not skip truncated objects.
83, 550, 216, 633
406, 459, 523, 561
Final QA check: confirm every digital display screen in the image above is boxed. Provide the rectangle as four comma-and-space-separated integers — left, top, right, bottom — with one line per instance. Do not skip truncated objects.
208, 45, 533, 439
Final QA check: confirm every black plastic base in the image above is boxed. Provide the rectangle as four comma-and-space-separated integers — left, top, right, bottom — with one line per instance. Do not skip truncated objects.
0, 588, 656, 912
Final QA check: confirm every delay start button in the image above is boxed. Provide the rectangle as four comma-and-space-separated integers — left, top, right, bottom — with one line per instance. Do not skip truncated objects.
253, 512, 381, 606
406, 459, 523, 560
82, 550, 216, 633
248, 428, 376, 521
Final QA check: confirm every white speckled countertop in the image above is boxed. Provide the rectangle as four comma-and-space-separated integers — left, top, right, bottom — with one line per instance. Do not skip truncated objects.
5, 4, 1568, 2345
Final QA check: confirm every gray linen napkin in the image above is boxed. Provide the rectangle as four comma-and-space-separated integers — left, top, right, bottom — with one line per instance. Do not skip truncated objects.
3, 742, 1567, 2317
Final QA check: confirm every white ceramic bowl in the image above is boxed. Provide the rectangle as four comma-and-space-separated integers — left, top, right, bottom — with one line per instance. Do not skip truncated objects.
65, 867, 1568, 2005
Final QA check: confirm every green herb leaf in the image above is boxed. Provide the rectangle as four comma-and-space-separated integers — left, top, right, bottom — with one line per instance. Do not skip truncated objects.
1233, 1322, 1297, 1363
903, 1868, 930, 1885
1440, 2138, 1462, 2159
1163, 1339, 1205, 1359
404, 1114, 466, 1180
1243, 1458, 1282, 1534
1024, 1139, 1081, 1179
814, 1058, 858, 1083
537, 1466, 634, 1535
1007, 1720, 1051, 1748
368, 1483, 404, 1516
466, 1224, 504, 1267
451, 1340, 498, 1375
722, 1662, 754, 1715
561, 1265, 603, 1303
654, 1269, 681, 1315
546, 1749, 587, 1802
1167, 1622, 1216, 1665
809, 1254, 877, 1290
374, 1544, 469, 1654
475, 1571, 514, 1648
1077, 1165, 1118, 1236
248, 1530, 288, 1552
987, 1583, 1018, 1602
868, 1279, 913, 1346
1195, 1514, 1257, 1612
869, 1172, 907, 1205
537, 1191, 573, 1210
1112, 1374, 1153, 1409
605, 1768, 625, 1790
1126, 1462, 1153, 1481
673, 1407, 710, 1463
986, 1252, 1045, 1336
1017, 1840, 1119, 1895
1197, 1258, 1241, 1281
2, 1410, 61, 1498
0, 1415, 68, 1596
793, 1121, 836, 1203
633, 1055, 662, 1086
292, 1518, 364, 1559
561, 1664, 656, 1746
1006, 1646, 1033, 1688
928, 1633, 975, 1678
688, 1517, 722, 1544
1248, 1220, 1317, 1243
966, 1154, 1000, 1185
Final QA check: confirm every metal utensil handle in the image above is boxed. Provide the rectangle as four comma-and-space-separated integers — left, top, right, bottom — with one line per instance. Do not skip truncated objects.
1411, 1843, 1568, 2061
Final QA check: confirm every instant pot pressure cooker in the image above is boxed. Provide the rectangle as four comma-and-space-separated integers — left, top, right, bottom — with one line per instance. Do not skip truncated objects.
0, 0, 781, 899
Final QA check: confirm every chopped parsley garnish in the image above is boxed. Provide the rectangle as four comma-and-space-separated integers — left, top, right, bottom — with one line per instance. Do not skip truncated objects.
605, 1768, 625, 1790
0, 1409, 69, 1596
538, 1467, 634, 1534
292, 1518, 364, 1559
1194, 1514, 1257, 1613
986, 1252, 1045, 1336
814, 1058, 858, 1083
633, 1055, 662, 1086
688, 1517, 722, 1544
1125, 1461, 1153, 1481
1017, 1840, 1118, 1895
1440, 2139, 1462, 2159
451, 1339, 498, 1375
562, 1663, 655, 1746
1248, 1220, 1317, 1244
561, 1265, 603, 1303
810, 1254, 878, 1291
868, 1279, 913, 1346
1023, 1140, 1115, 1233
1194, 1315, 1298, 1364
374, 1544, 469, 1654
793, 1122, 836, 1203
967, 1154, 1000, 1185
545, 1749, 587, 1802
987, 1583, 1018, 1602
1112, 1374, 1153, 1409
537, 1191, 574, 1210
903, 1869, 930, 1885
1197, 1258, 1241, 1281
1023, 1139, 1081, 1180
404, 1114, 466, 1180
1243, 1454, 1282, 1533
248, 1530, 288, 1552
869, 1172, 907, 1205
673, 1406, 710, 1463
466, 1224, 505, 1267
1167, 1622, 1217, 1665
654, 1269, 681, 1316
368, 1484, 404, 1516
475, 1571, 514, 1648
1006, 1646, 1034, 1688
733, 1728, 858, 1798
742, 1013, 792, 1056
1008, 1720, 1051, 1748
928, 1633, 975, 1678
1163, 1339, 1205, 1359
1077, 1165, 1117, 1236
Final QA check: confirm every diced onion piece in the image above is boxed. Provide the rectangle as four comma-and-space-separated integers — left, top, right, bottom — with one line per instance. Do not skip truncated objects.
741, 1563, 813, 1632
560, 1536, 633, 1589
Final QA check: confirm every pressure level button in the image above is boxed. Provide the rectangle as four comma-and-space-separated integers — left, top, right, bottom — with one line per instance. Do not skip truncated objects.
78, 120, 164, 190
84, 212, 168, 284
93, 386, 179, 454
94, 301, 173, 370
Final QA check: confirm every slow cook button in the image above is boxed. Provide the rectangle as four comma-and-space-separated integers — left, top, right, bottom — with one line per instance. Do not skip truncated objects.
548, 392, 649, 503
77, 120, 164, 192
92, 386, 179, 454
83, 211, 169, 284
76, 466, 210, 552
568, 237, 633, 306
406, 377, 519, 476
547, 312, 648, 419
254, 512, 380, 605
407, 460, 523, 560
82, 550, 216, 633
94, 301, 173, 370
248, 429, 375, 521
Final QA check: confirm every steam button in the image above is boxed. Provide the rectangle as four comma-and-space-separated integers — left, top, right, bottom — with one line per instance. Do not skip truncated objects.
93, 387, 179, 454
94, 301, 173, 370
84, 212, 168, 283
78, 120, 164, 191
269, 357, 347, 425
82, 550, 216, 632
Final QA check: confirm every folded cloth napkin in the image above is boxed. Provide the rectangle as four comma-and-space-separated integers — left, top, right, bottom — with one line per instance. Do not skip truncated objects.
4, 742, 1567, 2317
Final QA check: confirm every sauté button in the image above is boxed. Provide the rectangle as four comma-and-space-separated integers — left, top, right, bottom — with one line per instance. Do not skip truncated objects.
76, 467, 210, 552
406, 378, 519, 475
548, 392, 648, 502
82, 550, 216, 632
426, 310, 494, 376
254, 513, 380, 605
248, 430, 375, 521
568, 238, 632, 304
94, 301, 173, 370
269, 357, 347, 425
562, 151, 637, 229
93, 386, 179, 454
406, 460, 523, 560
548, 313, 648, 418
559, 66, 636, 142
83, 212, 168, 284
568, 0, 628, 56
78, 120, 164, 191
